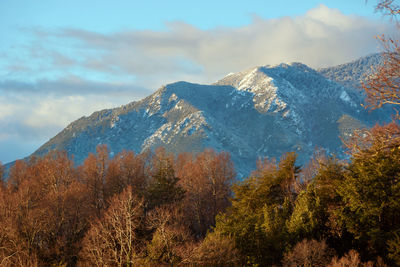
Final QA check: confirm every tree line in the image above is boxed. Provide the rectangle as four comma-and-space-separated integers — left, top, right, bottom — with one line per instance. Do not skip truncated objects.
0, 147, 236, 266
0, 121, 400, 266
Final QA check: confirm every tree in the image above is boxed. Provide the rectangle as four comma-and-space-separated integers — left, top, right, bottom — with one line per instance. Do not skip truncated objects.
80, 144, 110, 216
339, 123, 400, 262
145, 147, 184, 210
177, 149, 235, 236
287, 157, 350, 253
328, 250, 385, 267
106, 150, 147, 200
7, 160, 29, 190
79, 186, 146, 266
187, 231, 240, 266
363, 0, 400, 109
0, 152, 90, 266
214, 153, 300, 266
388, 233, 400, 266
145, 206, 192, 265
282, 239, 335, 267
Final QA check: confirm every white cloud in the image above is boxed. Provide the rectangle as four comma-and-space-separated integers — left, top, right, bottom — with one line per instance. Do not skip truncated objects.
0, 93, 121, 140
0, 80, 152, 163
18, 4, 392, 88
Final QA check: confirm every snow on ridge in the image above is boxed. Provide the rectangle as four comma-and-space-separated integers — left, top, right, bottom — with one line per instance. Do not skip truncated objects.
110, 116, 120, 128
169, 93, 178, 102
340, 90, 357, 107
141, 111, 209, 151
173, 99, 187, 111
236, 66, 291, 114
340, 90, 351, 102
238, 68, 259, 90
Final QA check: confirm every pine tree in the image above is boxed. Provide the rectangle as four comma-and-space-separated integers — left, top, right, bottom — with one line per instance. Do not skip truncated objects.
145, 148, 185, 210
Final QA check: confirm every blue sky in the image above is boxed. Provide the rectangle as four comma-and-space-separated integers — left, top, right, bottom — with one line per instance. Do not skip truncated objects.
0, 1, 380, 32
0, 0, 395, 163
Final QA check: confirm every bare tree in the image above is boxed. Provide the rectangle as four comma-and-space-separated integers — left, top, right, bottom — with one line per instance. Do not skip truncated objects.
177, 149, 235, 236
363, 0, 400, 109
79, 186, 145, 266
81, 145, 110, 216
146, 205, 192, 265
283, 239, 334, 267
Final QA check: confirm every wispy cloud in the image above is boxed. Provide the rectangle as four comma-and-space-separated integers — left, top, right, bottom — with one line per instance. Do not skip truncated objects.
7, 5, 393, 86
0, 79, 152, 163
0, 78, 150, 97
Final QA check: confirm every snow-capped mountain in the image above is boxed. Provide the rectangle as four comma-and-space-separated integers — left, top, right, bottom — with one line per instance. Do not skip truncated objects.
32, 54, 391, 176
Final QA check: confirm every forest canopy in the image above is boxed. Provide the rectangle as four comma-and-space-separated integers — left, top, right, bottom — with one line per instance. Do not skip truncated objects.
1, 128, 400, 266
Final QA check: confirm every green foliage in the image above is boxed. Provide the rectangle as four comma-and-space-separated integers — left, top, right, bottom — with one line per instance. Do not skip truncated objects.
388, 233, 400, 266
287, 187, 322, 241
338, 123, 400, 260
189, 231, 241, 266
288, 158, 346, 247
214, 152, 300, 266
145, 153, 185, 210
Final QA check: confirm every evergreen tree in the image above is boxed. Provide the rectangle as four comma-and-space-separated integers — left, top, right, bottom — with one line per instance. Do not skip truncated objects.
339, 123, 400, 262
214, 152, 300, 266
145, 148, 185, 210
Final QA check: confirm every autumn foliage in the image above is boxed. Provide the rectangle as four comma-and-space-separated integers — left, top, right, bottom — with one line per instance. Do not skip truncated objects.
0, 148, 235, 266
0, 126, 399, 266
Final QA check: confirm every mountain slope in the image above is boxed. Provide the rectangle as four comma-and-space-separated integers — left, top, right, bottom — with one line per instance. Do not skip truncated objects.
318, 53, 384, 90
33, 56, 392, 176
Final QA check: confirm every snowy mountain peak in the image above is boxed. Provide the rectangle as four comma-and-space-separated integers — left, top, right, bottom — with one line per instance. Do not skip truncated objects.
31, 54, 392, 176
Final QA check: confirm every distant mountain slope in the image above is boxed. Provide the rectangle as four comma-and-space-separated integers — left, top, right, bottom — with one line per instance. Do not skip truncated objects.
32, 55, 392, 176
318, 53, 384, 90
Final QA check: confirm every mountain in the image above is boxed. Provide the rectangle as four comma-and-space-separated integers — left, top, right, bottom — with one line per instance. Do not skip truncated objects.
32, 54, 391, 176
318, 53, 384, 90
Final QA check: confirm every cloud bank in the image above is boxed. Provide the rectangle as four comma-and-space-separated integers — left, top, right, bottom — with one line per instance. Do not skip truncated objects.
0, 4, 396, 163
0, 80, 151, 163
17, 5, 393, 86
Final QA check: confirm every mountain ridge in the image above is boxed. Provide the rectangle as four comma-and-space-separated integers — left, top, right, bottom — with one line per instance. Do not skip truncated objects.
22, 54, 393, 176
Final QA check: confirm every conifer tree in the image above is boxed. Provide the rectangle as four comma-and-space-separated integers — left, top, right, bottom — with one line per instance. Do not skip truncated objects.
145, 148, 185, 210
214, 153, 300, 266
339, 123, 400, 261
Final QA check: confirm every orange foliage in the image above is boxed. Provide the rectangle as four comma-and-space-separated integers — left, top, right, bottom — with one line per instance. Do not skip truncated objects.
0, 152, 91, 266
177, 149, 235, 236
363, 0, 400, 109
106, 150, 147, 199
0, 145, 237, 265
80, 145, 109, 216
343, 122, 400, 159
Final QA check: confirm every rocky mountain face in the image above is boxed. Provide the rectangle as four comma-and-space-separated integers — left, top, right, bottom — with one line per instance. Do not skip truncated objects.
32, 54, 392, 176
